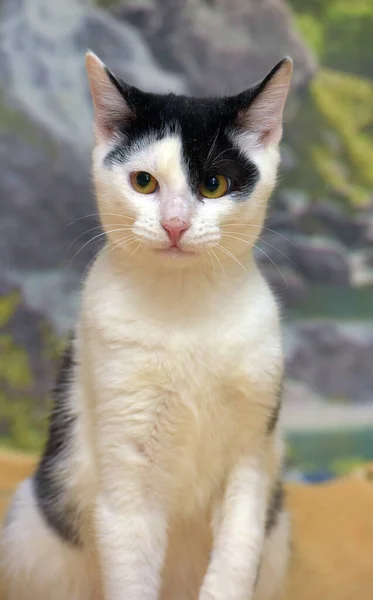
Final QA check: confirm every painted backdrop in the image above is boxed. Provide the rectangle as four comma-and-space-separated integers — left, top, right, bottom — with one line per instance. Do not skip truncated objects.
0, 0, 372, 481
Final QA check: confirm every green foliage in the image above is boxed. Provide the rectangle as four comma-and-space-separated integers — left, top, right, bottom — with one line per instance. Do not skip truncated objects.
286, 0, 373, 209
294, 14, 324, 58
0, 293, 47, 452
289, 0, 373, 77
283, 67, 373, 208
311, 69, 373, 206
92, 0, 122, 7
330, 457, 365, 476
291, 284, 373, 321
286, 426, 373, 474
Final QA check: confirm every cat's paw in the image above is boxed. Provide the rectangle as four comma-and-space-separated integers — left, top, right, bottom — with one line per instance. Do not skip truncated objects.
199, 585, 225, 600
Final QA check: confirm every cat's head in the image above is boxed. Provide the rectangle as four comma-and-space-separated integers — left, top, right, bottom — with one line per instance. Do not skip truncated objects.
86, 52, 292, 271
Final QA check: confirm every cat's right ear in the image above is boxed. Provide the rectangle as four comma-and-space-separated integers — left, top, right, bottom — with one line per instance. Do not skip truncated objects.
85, 51, 134, 143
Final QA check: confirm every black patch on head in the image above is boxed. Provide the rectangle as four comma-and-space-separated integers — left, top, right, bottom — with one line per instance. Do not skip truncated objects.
33, 338, 82, 547
266, 380, 283, 435
104, 73, 260, 200
265, 479, 284, 536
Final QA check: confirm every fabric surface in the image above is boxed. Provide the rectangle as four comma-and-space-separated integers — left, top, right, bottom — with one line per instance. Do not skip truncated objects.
1, 451, 373, 600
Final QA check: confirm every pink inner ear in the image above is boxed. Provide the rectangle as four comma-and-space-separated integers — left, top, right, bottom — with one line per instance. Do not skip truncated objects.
260, 123, 283, 147
238, 59, 292, 147
86, 53, 133, 142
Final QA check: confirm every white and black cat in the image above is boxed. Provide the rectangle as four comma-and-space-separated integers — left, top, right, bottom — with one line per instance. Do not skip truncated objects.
0, 51, 293, 600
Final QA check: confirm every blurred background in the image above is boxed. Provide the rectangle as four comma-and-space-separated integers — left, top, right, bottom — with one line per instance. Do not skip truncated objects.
0, 0, 372, 481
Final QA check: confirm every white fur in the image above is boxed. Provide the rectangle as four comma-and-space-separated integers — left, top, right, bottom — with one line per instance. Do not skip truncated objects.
1, 54, 292, 600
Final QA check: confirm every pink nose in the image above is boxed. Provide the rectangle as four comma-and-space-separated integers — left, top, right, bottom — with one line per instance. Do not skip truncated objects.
161, 219, 190, 245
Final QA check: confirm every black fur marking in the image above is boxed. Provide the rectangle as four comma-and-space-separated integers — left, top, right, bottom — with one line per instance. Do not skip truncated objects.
103, 74, 261, 200
265, 479, 284, 535
254, 559, 263, 591
34, 339, 82, 546
266, 380, 283, 435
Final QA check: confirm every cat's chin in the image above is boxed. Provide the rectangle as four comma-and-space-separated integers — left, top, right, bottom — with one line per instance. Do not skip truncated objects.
155, 247, 195, 258
139, 245, 201, 269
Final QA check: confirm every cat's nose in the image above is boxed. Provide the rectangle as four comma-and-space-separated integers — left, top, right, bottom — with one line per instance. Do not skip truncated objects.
161, 218, 190, 245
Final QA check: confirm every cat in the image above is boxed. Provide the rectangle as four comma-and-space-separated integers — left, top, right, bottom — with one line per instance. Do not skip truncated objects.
0, 51, 293, 600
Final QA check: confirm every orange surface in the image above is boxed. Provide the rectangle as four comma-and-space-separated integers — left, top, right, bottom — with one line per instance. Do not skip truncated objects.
1, 451, 373, 600
285, 470, 373, 600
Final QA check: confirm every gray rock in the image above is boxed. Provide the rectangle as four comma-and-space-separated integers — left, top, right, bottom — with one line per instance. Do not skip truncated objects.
355, 208, 373, 247
265, 210, 300, 236
286, 321, 373, 402
257, 231, 350, 296
0, 130, 98, 274
263, 265, 308, 310
298, 202, 363, 246
113, 0, 316, 95
291, 237, 350, 285
349, 250, 373, 287
0, 0, 186, 149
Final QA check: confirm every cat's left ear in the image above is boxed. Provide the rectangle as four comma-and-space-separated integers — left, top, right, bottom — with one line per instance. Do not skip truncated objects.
236, 57, 293, 147
85, 51, 134, 143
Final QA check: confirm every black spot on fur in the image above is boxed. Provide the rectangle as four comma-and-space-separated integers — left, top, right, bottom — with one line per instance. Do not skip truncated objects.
104, 77, 260, 199
266, 380, 283, 435
265, 479, 284, 535
33, 338, 81, 546
254, 557, 263, 591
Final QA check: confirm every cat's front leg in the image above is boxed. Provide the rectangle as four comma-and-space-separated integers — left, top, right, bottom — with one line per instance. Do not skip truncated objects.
199, 452, 269, 600
95, 477, 167, 600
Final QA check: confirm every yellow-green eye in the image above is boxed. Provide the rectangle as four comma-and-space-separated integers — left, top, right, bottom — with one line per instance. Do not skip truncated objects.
130, 171, 158, 194
199, 175, 229, 199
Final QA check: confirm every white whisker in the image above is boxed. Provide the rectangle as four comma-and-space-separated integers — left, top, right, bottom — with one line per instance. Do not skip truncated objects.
79, 233, 136, 284
222, 235, 288, 285
61, 212, 136, 234
68, 228, 135, 267
211, 147, 232, 167
221, 223, 295, 246
206, 128, 220, 166
216, 244, 248, 275
129, 243, 142, 259
68, 224, 134, 251
222, 232, 295, 266
209, 246, 227, 278
206, 247, 217, 275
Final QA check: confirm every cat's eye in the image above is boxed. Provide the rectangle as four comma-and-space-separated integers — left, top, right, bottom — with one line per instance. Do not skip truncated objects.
199, 175, 230, 199
130, 171, 158, 194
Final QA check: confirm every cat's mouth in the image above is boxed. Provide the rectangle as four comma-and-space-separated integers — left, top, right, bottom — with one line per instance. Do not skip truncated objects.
156, 244, 195, 257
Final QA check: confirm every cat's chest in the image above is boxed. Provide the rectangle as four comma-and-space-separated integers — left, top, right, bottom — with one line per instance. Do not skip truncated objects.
91, 323, 256, 511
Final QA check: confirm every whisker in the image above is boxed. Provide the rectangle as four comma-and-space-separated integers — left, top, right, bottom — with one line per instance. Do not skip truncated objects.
216, 244, 248, 275
221, 232, 296, 266
61, 213, 136, 234
80, 234, 136, 284
68, 224, 134, 251
212, 158, 241, 167
210, 246, 227, 279
129, 243, 142, 259
206, 247, 217, 276
68, 227, 135, 267
222, 236, 288, 285
211, 147, 232, 167
206, 128, 220, 166
221, 223, 295, 246
79, 242, 114, 285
